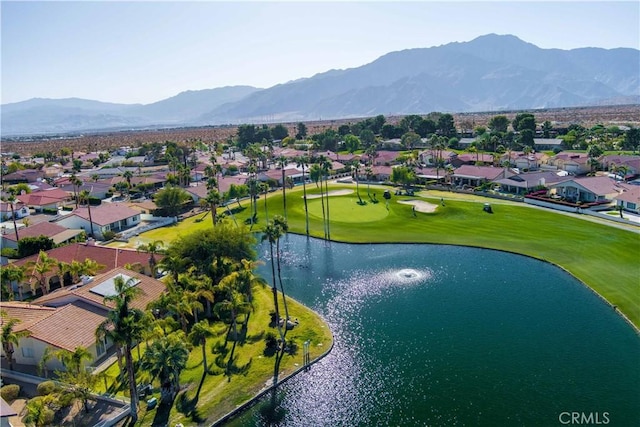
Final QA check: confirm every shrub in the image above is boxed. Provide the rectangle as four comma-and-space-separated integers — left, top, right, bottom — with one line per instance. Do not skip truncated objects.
0, 247, 19, 258
57, 390, 75, 407
102, 230, 116, 241
36, 380, 58, 396
1, 384, 20, 401
264, 331, 278, 350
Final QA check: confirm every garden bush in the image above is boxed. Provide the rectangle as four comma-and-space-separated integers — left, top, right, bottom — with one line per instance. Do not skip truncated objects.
1, 384, 20, 401
36, 380, 58, 396
0, 247, 18, 258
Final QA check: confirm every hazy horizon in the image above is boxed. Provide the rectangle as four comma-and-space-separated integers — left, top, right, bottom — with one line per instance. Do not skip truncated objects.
3, 1, 639, 105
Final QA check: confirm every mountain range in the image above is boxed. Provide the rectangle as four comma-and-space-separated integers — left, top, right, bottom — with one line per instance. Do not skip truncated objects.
2, 34, 639, 136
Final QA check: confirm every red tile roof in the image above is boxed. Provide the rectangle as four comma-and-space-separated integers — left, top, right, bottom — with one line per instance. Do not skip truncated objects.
0, 301, 57, 332
33, 267, 166, 312
17, 188, 70, 206
453, 165, 506, 180
14, 242, 160, 274
26, 301, 110, 351
2, 222, 69, 242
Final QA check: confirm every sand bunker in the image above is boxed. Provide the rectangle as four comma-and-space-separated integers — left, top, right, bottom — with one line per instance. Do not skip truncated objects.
305, 189, 354, 199
398, 200, 438, 213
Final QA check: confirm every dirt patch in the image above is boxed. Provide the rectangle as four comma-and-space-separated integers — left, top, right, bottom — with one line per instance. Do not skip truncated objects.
305, 189, 354, 199
398, 200, 438, 213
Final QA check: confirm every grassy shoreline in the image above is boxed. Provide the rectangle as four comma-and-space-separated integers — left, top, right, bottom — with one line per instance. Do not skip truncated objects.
202, 183, 638, 331
107, 182, 639, 424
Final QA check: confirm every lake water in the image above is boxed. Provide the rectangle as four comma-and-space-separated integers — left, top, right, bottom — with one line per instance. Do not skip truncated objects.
226, 235, 640, 426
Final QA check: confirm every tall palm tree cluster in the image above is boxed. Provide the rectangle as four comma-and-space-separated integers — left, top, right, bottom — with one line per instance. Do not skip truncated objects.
0, 252, 103, 300
85, 221, 266, 420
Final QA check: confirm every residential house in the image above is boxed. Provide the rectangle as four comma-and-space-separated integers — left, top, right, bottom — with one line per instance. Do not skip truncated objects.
451, 165, 515, 188
533, 138, 564, 151
613, 186, 640, 214
0, 200, 30, 221
1, 221, 84, 250
13, 242, 163, 297
547, 153, 591, 175
53, 203, 140, 240
419, 150, 456, 167
548, 176, 629, 204
599, 155, 640, 179
369, 165, 393, 182
414, 167, 447, 184
362, 150, 403, 166
57, 180, 112, 200
184, 185, 209, 205
127, 200, 160, 218
0, 268, 166, 372
258, 167, 302, 186
0, 169, 45, 184
325, 151, 360, 163
494, 171, 569, 195
17, 188, 70, 212
42, 163, 65, 179
450, 153, 496, 167
219, 175, 250, 195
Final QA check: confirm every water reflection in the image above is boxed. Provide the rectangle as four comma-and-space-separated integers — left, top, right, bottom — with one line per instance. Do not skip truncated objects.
228, 237, 640, 426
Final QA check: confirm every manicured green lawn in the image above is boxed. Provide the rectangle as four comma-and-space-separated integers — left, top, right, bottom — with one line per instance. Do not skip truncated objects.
224, 184, 639, 330
98, 284, 332, 426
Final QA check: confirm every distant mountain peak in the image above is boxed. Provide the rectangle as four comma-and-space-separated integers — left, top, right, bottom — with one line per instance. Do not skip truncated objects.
2, 34, 638, 136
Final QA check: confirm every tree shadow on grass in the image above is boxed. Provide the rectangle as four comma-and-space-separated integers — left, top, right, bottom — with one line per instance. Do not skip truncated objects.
175, 372, 207, 424
151, 394, 176, 427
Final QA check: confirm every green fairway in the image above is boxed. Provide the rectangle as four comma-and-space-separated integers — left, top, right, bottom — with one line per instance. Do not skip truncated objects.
305, 195, 389, 223
218, 184, 639, 330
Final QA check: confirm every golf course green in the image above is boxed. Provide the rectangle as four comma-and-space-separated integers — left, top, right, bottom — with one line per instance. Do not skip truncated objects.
218, 183, 639, 331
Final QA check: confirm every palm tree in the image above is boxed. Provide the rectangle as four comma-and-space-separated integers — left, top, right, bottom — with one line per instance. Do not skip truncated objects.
95, 275, 145, 423
188, 320, 214, 375
140, 331, 189, 403
277, 155, 288, 220
78, 189, 95, 237
56, 260, 71, 288
262, 220, 285, 341
214, 285, 250, 342
247, 164, 259, 228
261, 182, 270, 222
204, 189, 221, 227
37, 346, 55, 378
321, 156, 333, 240
1, 312, 30, 370
137, 240, 164, 278
28, 251, 56, 296
235, 258, 265, 305
122, 170, 133, 192
310, 163, 326, 238
296, 155, 310, 236
1, 190, 21, 242
56, 345, 92, 374
352, 162, 362, 204
273, 216, 290, 325
79, 258, 103, 278
0, 264, 24, 301
70, 174, 82, 209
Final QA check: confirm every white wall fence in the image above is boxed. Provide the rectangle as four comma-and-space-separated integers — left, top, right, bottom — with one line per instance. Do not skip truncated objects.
524, 197, 579, 212
119, 216, 175, 240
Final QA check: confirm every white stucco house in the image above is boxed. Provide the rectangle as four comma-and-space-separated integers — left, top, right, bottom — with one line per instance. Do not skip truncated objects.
53, 203, 140, 240
614, 186, 640, 214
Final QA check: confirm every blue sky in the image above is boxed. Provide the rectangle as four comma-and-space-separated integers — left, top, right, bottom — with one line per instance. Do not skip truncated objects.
2, 1, 638, 105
